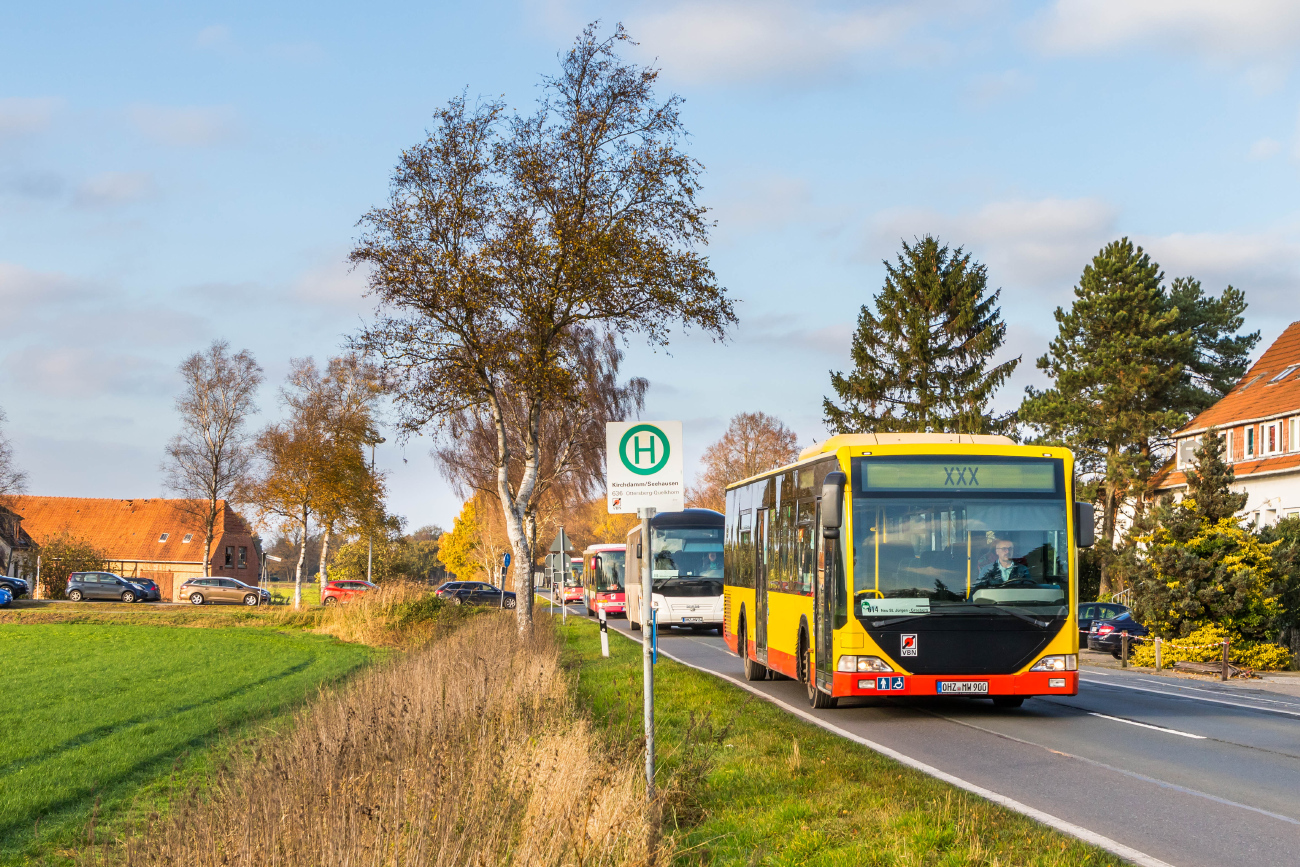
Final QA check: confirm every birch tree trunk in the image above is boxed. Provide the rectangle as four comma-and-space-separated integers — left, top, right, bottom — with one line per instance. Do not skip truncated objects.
318, 524, 331, 597
203, 530, 214, 578
294, 509, 308, 610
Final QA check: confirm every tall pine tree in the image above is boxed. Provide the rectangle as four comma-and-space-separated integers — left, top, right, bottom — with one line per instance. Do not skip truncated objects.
1020, 238, 1257, 595
824, 236, 1018, 434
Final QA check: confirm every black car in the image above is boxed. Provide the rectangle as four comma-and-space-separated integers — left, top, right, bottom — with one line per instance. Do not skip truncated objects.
1077, 602, 1133, 644
435, 581, 517, 609
131, 577, 163, 602
66, 571, 151, 603
1087, 610, 1150, 658
0, 576, 30, 599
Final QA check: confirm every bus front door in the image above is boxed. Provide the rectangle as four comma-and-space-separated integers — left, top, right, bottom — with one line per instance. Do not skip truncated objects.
815, 502, 835, 691
754, 508, 769, 664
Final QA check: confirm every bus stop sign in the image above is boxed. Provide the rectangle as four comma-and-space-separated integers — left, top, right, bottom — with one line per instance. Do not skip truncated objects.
606, 421, 684, 514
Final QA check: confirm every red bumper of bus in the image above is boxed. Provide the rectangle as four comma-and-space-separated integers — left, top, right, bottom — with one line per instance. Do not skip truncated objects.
833, 670, 1078, 697
593, 592, 625, 613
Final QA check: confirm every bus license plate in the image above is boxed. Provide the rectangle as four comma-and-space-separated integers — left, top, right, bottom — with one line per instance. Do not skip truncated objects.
937, 681, 988, 694
681, 616, 703, 622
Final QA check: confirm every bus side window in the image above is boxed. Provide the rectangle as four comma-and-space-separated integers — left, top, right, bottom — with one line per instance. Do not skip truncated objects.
739, 509, 753, 590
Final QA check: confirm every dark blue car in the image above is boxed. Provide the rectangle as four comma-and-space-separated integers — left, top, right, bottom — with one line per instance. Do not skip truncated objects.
1087, 610, 1150, 658
1077, 602, 1132, 645
0, 586, 11, 608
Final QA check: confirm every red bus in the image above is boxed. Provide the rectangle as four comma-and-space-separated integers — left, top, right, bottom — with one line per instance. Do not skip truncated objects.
561, 556, 585, 603
582, 543, 626, 616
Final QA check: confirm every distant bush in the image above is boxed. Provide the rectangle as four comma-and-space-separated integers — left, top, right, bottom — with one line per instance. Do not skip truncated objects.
35, 533, 106, 599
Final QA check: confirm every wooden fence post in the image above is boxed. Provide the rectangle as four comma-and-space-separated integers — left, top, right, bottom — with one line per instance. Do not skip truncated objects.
1154, 637, 1162, 671
1221, 637, 1230, 681
1121, 631, 1129, 668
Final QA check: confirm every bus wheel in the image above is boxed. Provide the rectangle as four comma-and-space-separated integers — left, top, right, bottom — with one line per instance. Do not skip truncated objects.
630, 618, 641, 631
805, 644, 837, 709
742, 624, 767, 681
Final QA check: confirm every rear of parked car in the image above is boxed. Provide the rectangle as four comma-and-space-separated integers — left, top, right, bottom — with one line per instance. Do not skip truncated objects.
1088, 611, 1150, 658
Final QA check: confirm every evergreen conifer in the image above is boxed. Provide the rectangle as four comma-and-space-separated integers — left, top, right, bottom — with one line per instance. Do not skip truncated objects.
824, 236, 1018, 434
1184, 427, 1246, 523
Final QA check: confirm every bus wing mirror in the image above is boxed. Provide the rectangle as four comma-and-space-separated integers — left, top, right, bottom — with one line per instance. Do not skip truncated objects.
1075, 502, 1095, 548
821, 471, 847, 539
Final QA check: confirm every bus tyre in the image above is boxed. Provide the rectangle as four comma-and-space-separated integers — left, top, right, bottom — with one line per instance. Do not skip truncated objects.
630, 619, 641, 631
992, 696, 1025, 708
741, 624, 767, 682
805, 644, 837, 709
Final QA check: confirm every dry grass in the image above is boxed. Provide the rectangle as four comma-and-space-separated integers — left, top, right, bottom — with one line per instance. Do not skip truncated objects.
95, 614, 662, 867
263, 579, 467, 647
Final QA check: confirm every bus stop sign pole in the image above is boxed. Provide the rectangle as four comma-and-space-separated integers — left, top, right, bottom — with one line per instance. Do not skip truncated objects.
639, 506, 656, 800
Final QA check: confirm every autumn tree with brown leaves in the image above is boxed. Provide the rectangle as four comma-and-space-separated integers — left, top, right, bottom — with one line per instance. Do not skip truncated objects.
352, 25, 734, 630
163, 341, 264, 576
688, 412, 801, 512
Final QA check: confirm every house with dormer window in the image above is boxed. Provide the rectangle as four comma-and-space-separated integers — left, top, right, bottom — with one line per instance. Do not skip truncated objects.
1155, 320, 1300, 526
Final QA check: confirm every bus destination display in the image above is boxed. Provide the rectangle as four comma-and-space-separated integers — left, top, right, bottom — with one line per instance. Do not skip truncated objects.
862, 460, 1056, 493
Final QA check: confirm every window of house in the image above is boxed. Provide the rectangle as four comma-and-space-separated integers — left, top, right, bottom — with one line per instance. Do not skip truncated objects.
238, 546, 247, 568
1291, 417, 1300, 452
158, 533, 169, 543
1239, 373, 1267, 390
1263, 421, 1282, 455
182, 533, 193, 543
1224, 429, 1234, 462
1270, 364, 1300, 383
225, 546, 234, 567
1247, 426, 1255, 457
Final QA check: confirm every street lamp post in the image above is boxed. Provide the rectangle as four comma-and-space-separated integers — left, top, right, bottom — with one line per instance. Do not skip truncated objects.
366, 435, 386, 583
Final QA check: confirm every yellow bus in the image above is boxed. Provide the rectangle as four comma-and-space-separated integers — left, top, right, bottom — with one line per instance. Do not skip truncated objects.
723, 434, 1094, 709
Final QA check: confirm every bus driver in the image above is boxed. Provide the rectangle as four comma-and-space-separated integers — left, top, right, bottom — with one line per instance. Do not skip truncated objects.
978, 537, 1031, 586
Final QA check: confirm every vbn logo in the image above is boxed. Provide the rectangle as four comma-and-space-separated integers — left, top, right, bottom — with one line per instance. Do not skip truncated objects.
619, 424, 671, 476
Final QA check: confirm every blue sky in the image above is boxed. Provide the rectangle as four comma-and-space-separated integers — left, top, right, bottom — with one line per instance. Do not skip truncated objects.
4, 0, 1300, 532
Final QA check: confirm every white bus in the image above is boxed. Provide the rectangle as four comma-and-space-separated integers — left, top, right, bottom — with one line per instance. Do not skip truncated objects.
625, 509, 725, 634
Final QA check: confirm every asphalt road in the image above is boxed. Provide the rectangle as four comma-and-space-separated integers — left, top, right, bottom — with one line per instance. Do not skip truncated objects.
544, 595, 1300, 867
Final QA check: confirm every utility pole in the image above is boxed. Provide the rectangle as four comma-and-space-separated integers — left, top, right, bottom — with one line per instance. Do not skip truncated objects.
365, 434, 385, 583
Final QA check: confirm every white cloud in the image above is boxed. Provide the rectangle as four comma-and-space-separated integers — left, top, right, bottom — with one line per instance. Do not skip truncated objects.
1137, 230, 1300, 320
627, 0, 941, 84
128, 104, 239, 147
1034, 0, 1300, 63
73, 171, 155, 208
1249, 137, 1281, 160
5, 345, 172, 399
0, 262, 98, 317
870, 196, 1119, 290
0, 97, 59, 140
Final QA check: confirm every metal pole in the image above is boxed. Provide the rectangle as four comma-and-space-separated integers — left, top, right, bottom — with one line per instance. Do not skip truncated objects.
366, 442, 376, 584
640, 506, 657, 801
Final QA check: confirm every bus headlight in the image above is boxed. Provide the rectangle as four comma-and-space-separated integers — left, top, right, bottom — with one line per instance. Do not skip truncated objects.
837, 655, 893, 673
1029, 655, 1077, 672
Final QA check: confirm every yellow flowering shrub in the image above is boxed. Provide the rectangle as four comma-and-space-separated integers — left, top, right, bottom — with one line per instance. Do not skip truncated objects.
1130, 623, 1293, 671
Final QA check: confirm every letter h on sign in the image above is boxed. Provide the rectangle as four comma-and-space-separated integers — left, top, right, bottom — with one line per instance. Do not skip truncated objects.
634, 433, 657, 467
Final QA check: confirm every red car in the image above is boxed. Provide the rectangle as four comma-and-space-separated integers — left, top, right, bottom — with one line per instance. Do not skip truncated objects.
322, 579, 377, 605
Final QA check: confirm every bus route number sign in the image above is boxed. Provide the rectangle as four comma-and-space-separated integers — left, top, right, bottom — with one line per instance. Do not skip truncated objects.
606, 421, 684, 514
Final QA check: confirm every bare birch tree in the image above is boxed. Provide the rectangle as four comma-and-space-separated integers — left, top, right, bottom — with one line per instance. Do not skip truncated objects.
687, 412, 800, 512
163, 341, 263, 576
352, 25, 734, 630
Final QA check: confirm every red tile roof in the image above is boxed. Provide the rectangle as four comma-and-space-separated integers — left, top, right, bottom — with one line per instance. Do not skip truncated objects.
1181, 319, 1300, 433
7, 496, 251, 564
1154, 452, 1300, 491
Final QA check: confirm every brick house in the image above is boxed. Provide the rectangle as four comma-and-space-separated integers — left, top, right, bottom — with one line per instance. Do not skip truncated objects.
1155, 320, 1300, 526
9, 496, 261, 600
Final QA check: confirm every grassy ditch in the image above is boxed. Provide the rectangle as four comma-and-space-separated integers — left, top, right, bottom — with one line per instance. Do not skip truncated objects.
103, 613, 661, 866
557, 615, 1121, 867
0, 623, 372, 865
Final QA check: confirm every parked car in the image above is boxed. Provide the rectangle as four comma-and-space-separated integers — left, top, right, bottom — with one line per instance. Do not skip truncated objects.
66, 572, 151, 603
176, 577, 271, 606
435, 581, 517, 609
1077, 602, 1133, 644
0, 586, 11, 607
131, 577, 162, 602
322, 579, 377, 605
0, 576, 29, 599
1088, 610, 1151, 659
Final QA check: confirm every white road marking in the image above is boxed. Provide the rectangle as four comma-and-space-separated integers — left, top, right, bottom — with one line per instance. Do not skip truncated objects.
1081, 674, 1300, 719
600, 624, 1178, 867
1087, 711, 1206, 739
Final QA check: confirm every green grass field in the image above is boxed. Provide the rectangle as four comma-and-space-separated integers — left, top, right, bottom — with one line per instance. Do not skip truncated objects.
0, 623, 372, 865
556, 615, 1120, 867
